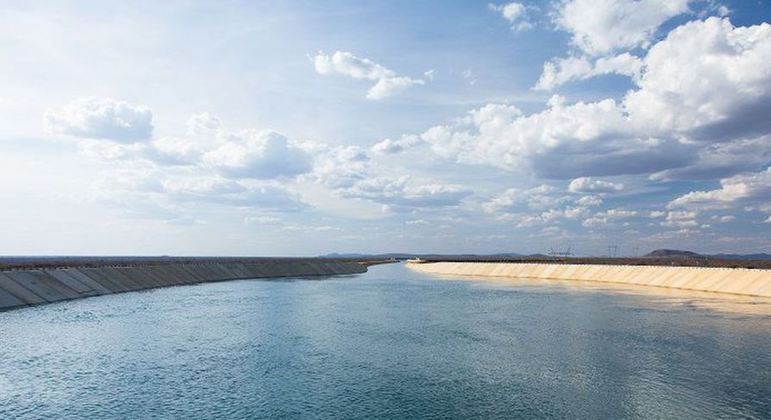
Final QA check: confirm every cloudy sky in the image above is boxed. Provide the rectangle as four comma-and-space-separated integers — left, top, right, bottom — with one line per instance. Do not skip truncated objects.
1, 0, 770, 256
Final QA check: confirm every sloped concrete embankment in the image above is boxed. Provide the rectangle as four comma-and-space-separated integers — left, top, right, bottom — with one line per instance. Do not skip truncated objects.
407, 262, 771, 297
0, 261, 367, 311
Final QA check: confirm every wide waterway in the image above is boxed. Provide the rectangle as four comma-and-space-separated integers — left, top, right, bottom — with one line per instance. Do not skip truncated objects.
1, 263, 769, 419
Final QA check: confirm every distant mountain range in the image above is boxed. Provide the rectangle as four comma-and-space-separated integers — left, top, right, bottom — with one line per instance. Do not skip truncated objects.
319, 252, 525, 260
643, 249, 771, 260
709, 253, 771, 260
322, 250, 771, 261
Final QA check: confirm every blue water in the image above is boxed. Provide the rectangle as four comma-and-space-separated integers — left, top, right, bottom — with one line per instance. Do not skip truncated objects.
0, 263, 769, 419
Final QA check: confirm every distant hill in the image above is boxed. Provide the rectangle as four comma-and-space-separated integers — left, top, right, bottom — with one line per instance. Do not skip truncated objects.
320, 252, 524, 260
709, 253, 771, 261
321, 250, 771, 262
644, 249, 703, 258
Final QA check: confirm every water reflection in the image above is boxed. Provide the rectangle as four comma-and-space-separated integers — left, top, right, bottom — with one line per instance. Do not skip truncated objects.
0, 263, 768, 419
432, 271, 771, 317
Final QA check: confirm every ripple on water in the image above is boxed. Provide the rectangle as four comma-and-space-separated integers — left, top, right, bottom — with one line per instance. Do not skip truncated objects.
0, 264, 769, 419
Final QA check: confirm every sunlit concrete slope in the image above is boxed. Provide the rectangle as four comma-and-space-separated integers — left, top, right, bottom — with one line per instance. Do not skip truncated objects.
0, 261, 367, 311
407, 262, 771, 298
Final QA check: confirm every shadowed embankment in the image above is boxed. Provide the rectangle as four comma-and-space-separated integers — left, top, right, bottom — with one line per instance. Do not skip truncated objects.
0, 257, 378, 312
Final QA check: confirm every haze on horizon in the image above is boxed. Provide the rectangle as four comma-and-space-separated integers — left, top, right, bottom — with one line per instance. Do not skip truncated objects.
1, 0, 770, 257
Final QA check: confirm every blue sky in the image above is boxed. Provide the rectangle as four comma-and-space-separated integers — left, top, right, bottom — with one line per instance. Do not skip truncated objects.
1, 0, 770, 256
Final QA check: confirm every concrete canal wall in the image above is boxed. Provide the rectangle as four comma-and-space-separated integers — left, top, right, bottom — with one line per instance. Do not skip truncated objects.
407, 262, 771, 297
0, 260, 367, 311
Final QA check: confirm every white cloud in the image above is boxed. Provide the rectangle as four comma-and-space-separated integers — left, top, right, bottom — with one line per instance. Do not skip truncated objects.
420, 98, 688, 179
602, 209, 638, 219
568, 177, 624, 194
44, 97, 153, 142
371, 135, 422, 154
313, 145, 370, 189
418, 18, 771, 181
203, 130, 312, 179
489, 2, 532, 32
662, 210, 699, 227
626, 18, 771, 142
94, 169, 307, 221
483, 185, 601, 226
651, 136, 771, 181
313, 51, 426, 99
668, 167, 771, 210
582, 208, 638, 227
555, 0, 691, 56
144, 137, 204, 166
187, 112, 221, 135
535, 53, 642, 90
341, 176, 471, 210
244, 215, 281, 225
576, 195, 603, 207
483, 185, 569, 215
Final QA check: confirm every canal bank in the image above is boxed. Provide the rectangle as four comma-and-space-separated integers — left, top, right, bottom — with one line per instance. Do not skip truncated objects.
0, 259, 368, 311
407, 261, 771, 297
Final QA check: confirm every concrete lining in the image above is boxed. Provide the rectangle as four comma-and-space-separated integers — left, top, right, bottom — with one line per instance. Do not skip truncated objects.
407, 262, 771, 298
0, 286, 26, 309
0, 260, 368, 311
101, 267, 144, 291
77, 268, 128, 293
47, 270, 97, 296
4, 271, 73, 302
0, 273, 47, 305
62, 269, 113, 295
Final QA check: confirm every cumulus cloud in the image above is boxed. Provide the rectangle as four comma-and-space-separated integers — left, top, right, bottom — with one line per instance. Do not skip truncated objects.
371, 135, 422, 154
314, 51, 427, 99
582, 208, 638, 227
483, 185, 569, 214
535, 53, 642, 90
554, 0, 691, 56
625, 18, 771, 142
417, 18, 771, 181
313, 145, 370, 189
420, 98, 689, 179
143, 137, 204, 166
340, 176, 471, 210
308, 143, 471, 211
661, 210, 699, 228
712, 215, 735, 222
576, 195, 603, 207
482, 185, 605, 226
489, 2, 532, 32
44, 97, 153, 142
668, 167, 771, 210
187, 112, 221, 135
203, 130, 312, 179
535, 0, 697, 90
106, 170, 307, 214
568, 177, 624, 194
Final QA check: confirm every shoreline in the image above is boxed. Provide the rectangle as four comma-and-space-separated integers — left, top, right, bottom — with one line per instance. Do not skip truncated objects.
0, 259, 371, 312
407, 261, 771, 298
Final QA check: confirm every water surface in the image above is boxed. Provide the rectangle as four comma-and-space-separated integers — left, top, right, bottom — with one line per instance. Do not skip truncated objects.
1, 263, 769, 419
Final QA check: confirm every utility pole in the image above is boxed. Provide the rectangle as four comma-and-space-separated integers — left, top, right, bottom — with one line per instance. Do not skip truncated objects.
607, 245, 618, 258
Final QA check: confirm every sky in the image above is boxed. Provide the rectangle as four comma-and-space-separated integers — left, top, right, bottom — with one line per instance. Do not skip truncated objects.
1, 0, 770, 257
